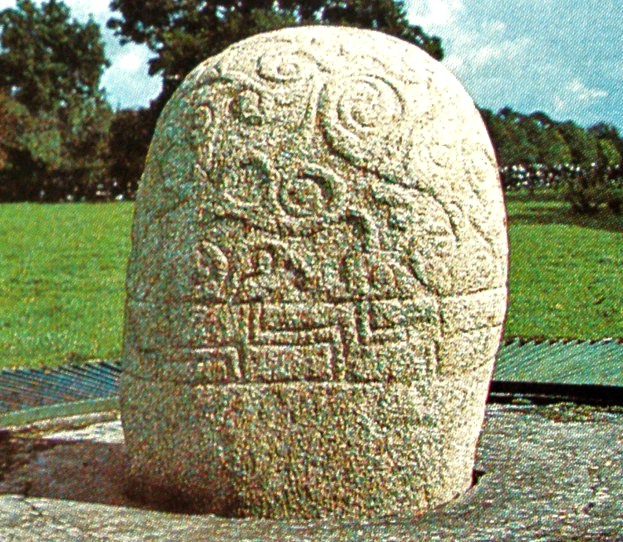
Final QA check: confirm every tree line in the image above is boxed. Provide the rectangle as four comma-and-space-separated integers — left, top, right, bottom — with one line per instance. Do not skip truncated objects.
480, 107, 623, 213
1, 0, 621, 214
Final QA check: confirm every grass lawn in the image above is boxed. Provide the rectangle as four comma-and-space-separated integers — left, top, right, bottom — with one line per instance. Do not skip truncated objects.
0, 202, 133, 369
505, 191, 623, 340
0, 192, 621, 369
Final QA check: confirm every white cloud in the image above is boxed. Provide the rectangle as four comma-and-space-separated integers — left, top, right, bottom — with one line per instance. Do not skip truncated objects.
481, 20, 506, 34
407, 0, 464, 28
440, 30, 532, 84
101, 41, 161, 109
567, 79, 608, 102
65, 0, 109, 22
554, 79, 608, 115
116, 51, 144, 73
471, 45, 500, 66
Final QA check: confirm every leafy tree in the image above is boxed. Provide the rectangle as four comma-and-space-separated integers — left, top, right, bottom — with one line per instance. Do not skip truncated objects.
482, 107, 540, 166
557, 121, 600, 167
482, 107, 621, 171
107, 107, 157, 198
480, 108, 519, 167
597, 138, 621, 167
0, 0, 108, 113
0, 91, 21, 171
522, 113, 571, 166
0, 0, 111, 200
108, 0, 444, 111
0, 87, 60, 199
588, 122, 623, 156
587, 122, 623, 167
538, 128, 572, 166
553, 122, 620, 215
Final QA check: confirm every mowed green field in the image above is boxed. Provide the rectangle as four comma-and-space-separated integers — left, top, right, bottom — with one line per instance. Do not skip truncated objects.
505, 192, 623, 339
0, 193, 621, 368
0, 203, 133, 369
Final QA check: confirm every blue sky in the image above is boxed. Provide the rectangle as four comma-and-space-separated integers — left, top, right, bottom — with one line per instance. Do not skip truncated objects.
407, 0, 623, 130
1, 0, 621, 130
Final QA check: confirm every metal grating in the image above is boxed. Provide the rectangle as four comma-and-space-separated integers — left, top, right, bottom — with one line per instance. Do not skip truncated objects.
494, 338, 623, 386
0, 361, 120, 414
0, 339, 622, 418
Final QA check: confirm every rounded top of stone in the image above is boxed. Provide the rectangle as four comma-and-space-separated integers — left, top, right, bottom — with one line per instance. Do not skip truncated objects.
174, 24, 490, 182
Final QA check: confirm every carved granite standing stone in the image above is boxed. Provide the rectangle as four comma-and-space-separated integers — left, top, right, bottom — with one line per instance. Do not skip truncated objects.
121, 26, 508, 519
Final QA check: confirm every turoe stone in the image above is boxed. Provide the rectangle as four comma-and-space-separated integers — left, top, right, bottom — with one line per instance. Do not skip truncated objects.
121, 25, 508, 519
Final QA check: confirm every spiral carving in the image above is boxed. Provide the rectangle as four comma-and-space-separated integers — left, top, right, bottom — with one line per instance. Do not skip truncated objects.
340, 77, 402, 132
324, 75, 402, 135
257, 50, 318, 83
278, 165, 344, 220
319, 75, 405, 169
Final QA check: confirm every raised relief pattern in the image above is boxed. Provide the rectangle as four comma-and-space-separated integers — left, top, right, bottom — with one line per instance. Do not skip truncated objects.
136, 37, 503, 385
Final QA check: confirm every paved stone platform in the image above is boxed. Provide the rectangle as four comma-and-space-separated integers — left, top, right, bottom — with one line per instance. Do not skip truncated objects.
0, 402, 622, 541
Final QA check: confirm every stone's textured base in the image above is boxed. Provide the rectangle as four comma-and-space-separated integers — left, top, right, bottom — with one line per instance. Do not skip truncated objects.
3, 404, 623, 539
122, 371, 492, 519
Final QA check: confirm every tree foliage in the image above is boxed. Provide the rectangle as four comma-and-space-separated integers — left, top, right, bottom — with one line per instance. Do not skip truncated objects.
480, 106, 623, 215
0, 0, 111, 201
480, 106, 621, 170
107, 107, 157, 198
0, 0, 108, 112
588, 122, 623, 163
0, 91, 23, 171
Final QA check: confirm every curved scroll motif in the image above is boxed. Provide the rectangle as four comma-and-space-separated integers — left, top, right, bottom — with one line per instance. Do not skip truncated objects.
278, 164, 344, 219
235, 240, 316, 302
318, 74, 405, 168
257, 49, 320, 83
337, 76, 403, 134
229, 89, 264, 126
194, 240, 229, 299
186, 74, 271, 175
220, 152, 275, 209
190, 103, 215, 147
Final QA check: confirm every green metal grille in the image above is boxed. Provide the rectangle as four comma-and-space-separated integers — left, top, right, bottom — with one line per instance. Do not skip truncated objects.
494, 338, 623, 386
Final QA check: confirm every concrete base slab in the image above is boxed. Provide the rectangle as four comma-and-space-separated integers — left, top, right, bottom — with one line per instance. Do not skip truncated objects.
1, 402, 622, 540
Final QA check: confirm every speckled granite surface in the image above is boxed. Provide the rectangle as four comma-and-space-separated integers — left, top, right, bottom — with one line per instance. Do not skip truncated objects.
1, 402, 621, 540
122, 25, 508, 518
